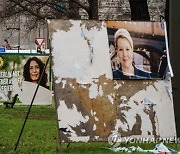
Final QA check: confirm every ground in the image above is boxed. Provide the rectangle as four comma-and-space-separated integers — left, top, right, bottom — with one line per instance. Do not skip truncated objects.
0, 104, 179, 153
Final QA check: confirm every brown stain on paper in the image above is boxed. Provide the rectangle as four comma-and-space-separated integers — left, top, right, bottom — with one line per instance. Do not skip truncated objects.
54, 74, 158, 142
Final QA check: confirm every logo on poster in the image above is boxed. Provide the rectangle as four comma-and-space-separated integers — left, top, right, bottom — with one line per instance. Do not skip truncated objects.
108, 132, 121, 146
0, 57, 4, 67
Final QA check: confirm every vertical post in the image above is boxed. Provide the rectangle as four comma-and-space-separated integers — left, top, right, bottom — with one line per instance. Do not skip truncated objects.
29, 31, 32, 53
18, 14, 20, 53
14, 57, 50, 151
38, 22, 41, 37
170, 0, 180, 137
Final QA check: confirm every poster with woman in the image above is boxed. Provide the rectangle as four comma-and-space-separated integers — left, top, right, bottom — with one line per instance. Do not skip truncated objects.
106, 21, 172, 80
0, 54, 52, 105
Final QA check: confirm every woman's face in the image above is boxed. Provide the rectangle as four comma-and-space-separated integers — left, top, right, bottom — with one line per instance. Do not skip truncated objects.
29, 60, 40, 83
116, 37, 133, 69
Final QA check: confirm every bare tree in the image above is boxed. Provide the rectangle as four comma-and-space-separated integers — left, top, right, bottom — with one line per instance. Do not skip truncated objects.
0, 0, 168, 27
70, 0, 98, 19
0, 0, 98, 24
0, 0, 167, 42
165, 0, 169, 31
86, 0, 98, 19
0, 0, 99, 34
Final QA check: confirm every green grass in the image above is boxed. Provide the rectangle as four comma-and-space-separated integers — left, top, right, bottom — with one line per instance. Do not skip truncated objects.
0, 105, 59, 154
0, 104, 180, 154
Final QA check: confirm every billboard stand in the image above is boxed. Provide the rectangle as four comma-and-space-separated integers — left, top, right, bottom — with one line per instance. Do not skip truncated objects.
48, 20, 176, 144
14, 56, 50, 151
17, 45, 20, 54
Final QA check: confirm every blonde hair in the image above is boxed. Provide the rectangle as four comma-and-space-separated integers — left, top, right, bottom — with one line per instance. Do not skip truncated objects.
114, 28, 133, 49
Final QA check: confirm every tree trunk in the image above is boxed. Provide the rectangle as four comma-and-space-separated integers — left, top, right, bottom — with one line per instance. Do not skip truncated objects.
165, 0, 169, 36
129, 0, 150, 21
87, 0, 98, 19
68, 0, 81, 19
165, 0, 169, 22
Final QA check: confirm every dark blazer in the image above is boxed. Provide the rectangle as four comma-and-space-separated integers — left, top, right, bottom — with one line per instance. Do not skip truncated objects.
113, 65, 151, 79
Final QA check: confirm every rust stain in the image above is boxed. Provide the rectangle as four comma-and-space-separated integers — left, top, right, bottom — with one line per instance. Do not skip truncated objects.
144, 106, 158, 138
113, 80, 156, 101
80, 20, 104, 31
56, 78, 96, 141
116, 114, 143, 137
69, 77, 115, 140
131, 114, 142, 135
48, 19, 73, 33
54, 75, 159, 142
48, 19, 73, 54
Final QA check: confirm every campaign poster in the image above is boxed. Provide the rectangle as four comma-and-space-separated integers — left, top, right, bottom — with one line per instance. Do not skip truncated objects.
107, 21, 171, 80
0, 54, 52, 105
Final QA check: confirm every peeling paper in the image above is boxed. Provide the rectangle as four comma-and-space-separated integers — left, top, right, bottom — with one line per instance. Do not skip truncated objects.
95, 136, 99, 139
114, 83, 122, 89
108, 94, 114, 104
93, 79, 99, 83
163, 80, 173, 101
69, 136, 90, 142
81, 129, 86, 133
95, 116, 99, 121
57, 100, 89, 136
69, 82, 75, 89
89, 82, 104, 98
62, 80, 67, 89
51, 20, 112, 84
49, 20, 176, 143
118, 96, 153, 135
114, 119, 129, 132
56, 79, 176, 142
99, 85, 104, 96
114, 82, 176, 137
55, 78, 62, 84
120, 96, 127, 102
89, 83, 98, 99
143, 98, 156, 105
12, 80, 52, 105
91, 110, 93, 116
93, 124, 97, 131
80, 84, 87, 88
165, 85, 172, 100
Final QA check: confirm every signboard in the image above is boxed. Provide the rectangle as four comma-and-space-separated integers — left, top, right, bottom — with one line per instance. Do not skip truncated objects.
35, 38, 46, 53
0, 54, 52, 105
0, 47, 6, 52
48, 20, 176, 143
35, 38, 45, 47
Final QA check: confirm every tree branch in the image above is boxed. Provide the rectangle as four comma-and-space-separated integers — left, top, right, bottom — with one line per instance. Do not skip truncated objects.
9, 0, 45, 19
69, 0, 89, 12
